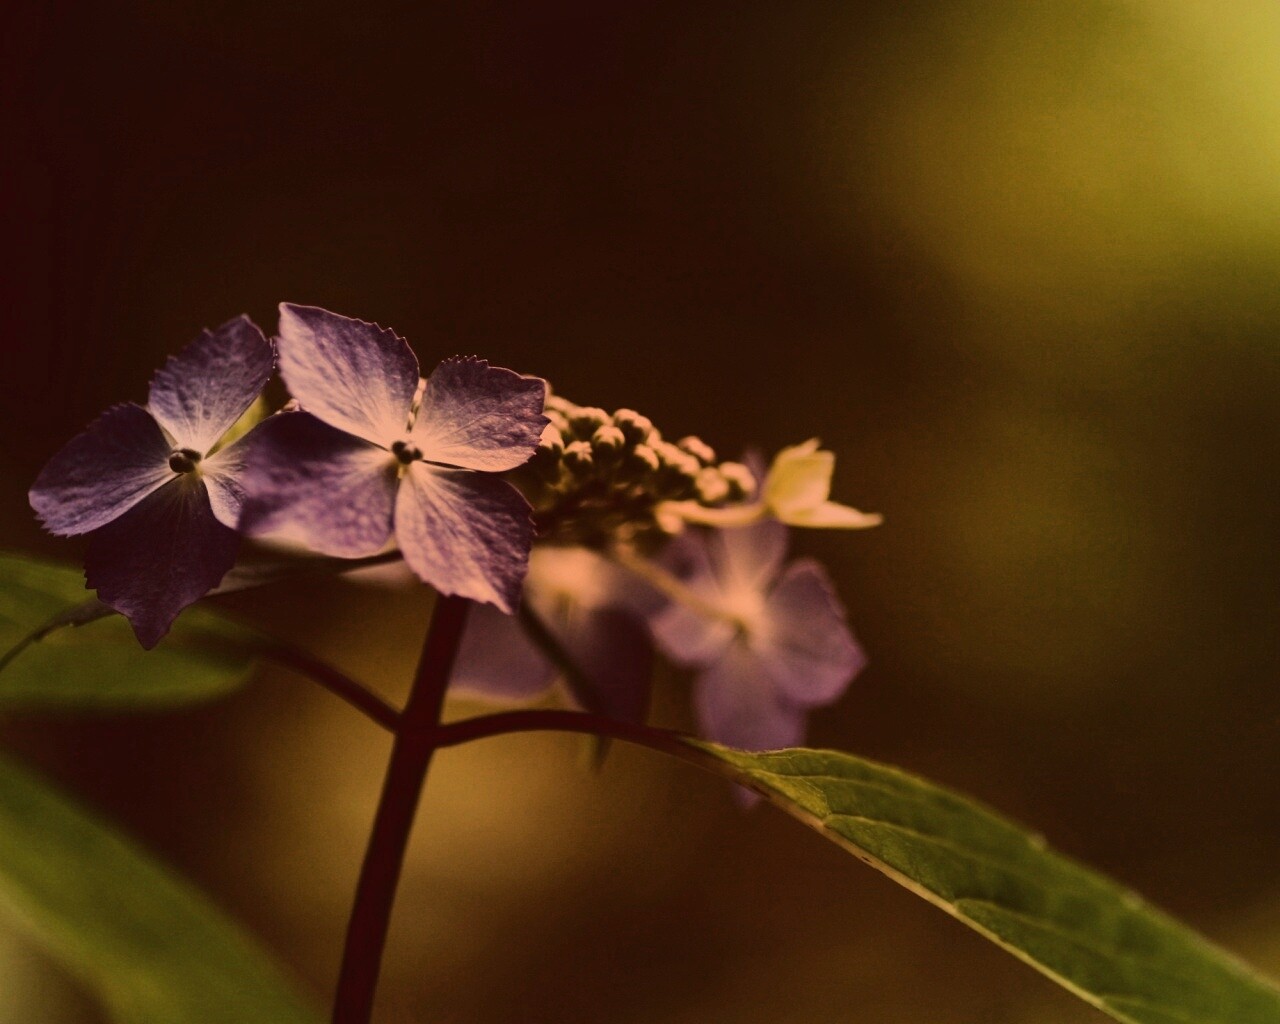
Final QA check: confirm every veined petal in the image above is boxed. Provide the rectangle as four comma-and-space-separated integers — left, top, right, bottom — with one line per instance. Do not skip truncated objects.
693, 642, 808, 751
238, 411, 397, 557
84, 476, 240, 648
276, 303, 419, 445
451, 600, 556, 700
649, 601, 735, 668
200, 432, 253, 530
394, 464, 534, 613
710, 519, 788, 594
147, 316, 274, 455
755, 558, 866, 707
649, 531, 736, 666
410, 357, 547, 471
29, 403, 173, 536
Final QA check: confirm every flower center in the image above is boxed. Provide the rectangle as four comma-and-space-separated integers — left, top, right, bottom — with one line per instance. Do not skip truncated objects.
391, 439, 423, 465
168, 448, 202, 474
718, 584, 768, 635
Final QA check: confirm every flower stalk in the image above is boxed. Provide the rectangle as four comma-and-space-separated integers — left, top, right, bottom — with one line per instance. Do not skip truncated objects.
331, 594, 470, 1024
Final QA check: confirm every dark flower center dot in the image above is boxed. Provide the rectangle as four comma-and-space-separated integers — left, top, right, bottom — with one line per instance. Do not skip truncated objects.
168, 448, 202, 474
391, 439, 423, 465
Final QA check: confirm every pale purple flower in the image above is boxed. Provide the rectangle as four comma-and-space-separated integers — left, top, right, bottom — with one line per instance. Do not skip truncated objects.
29, 317, 274, 648
651, 519, 866, 750
451, 545, 661, 721
240, 304, 546, 612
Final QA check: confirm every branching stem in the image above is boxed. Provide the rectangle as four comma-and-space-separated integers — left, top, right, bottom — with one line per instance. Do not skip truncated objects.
430, 707, 692, 755
263, 645, 401, 732
330, 595, 470, 1024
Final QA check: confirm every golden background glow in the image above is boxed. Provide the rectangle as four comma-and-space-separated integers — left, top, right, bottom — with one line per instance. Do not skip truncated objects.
2, 2, 1279, 1020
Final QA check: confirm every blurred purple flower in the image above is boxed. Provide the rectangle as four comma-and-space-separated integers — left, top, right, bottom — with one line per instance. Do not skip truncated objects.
452, 545, 661, 722
29, 317, 274, 648
240, 304, 546, 612
651, 519, 865, 750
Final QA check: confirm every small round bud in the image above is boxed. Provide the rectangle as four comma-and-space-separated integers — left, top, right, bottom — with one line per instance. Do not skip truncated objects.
653, 441, 699, 475
591, 424, 626, 464
544, 409, 572, 437
391, 439, 423, 464
655, 506, 687, 536
538, 423, 566, 458
695, 466, 731, 505
612, 409, 654, 446
531, 424, 566, 483
625, 443, 661, 479
168, 448, 202, 474
568, 406, 610, 439
653, 442, 700, 498
677, 435, 716, 466
545, 394, 578, 417
528, 445, 563, 484
563, 440, 594, 476
719, 461, 756, 501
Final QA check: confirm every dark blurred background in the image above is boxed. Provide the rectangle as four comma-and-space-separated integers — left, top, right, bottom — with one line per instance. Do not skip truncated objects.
3, 1, 1280, 1020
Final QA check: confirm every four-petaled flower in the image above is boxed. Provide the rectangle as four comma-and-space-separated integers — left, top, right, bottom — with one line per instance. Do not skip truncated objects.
29, 317, 274, 647
651, 519, 866, 750
239, 304, 547, 612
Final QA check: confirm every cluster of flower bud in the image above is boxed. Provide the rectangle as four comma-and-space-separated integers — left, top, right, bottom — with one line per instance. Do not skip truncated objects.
510, 392, 755, 547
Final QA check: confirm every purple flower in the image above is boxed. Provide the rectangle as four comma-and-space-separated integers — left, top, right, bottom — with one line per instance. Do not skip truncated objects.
650, 519, 866, 750
240, 304, 547, 612
451, 545, 661, 721
29, 317, 274, 648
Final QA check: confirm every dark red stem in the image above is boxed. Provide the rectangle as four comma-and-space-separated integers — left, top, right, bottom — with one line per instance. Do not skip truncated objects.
330, 595, 470, 1024
266, 644, 401, 732
428, 708, 694, 755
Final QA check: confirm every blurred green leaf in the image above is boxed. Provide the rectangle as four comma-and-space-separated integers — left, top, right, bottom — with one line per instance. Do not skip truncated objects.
702, 744, 1280, 1024
0, 750, 319, 1023
0, 555, 257, 709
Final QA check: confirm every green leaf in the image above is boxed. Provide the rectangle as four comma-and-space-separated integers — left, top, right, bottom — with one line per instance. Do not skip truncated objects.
0, 750, 319, 1023
700, 744, 1280, 1024
0, 555, 257, 709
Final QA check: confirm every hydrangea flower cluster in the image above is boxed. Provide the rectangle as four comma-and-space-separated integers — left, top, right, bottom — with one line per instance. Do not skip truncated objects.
30, 305, 878, 751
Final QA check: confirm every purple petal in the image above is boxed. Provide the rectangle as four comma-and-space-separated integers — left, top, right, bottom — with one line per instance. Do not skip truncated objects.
649, 532, 735, 666
147, 316, 274, 455
84, 477, 240, 648
276, 303, 418, 446
200, 435, 251, 530
410, 357, 547, 470
693, 642, 808, 751
451, 600, 556, 700
29, 403, 172, 536
754, 559, 865, 707
559, 605, 654, 723
394, 464, 534, 612
711, 519, 788, 594
238, 411, 397, 556
649, 601, 735, 668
